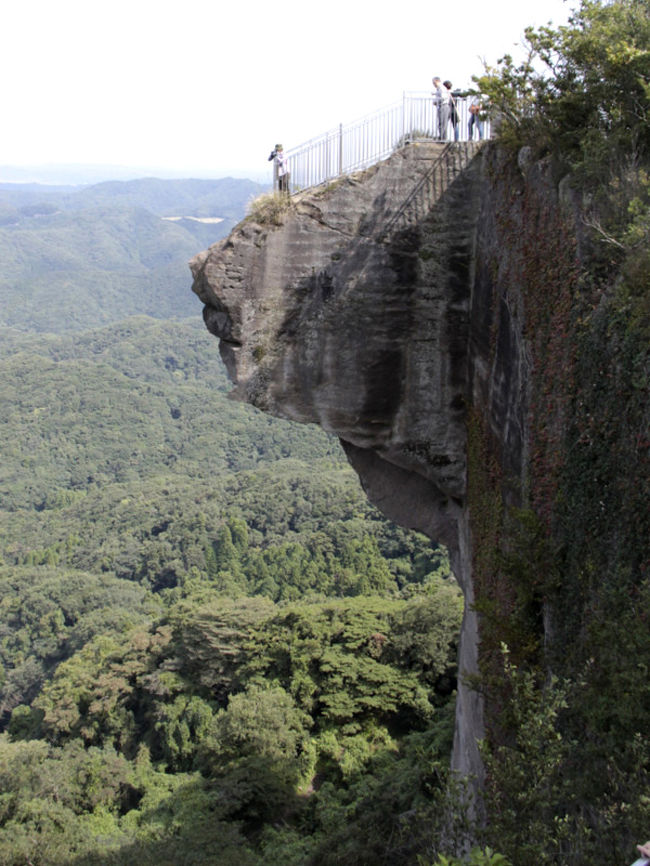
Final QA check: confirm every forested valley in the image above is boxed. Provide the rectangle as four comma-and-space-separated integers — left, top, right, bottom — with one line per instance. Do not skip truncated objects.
0, 180, 462, 865
4, 2, 648, 859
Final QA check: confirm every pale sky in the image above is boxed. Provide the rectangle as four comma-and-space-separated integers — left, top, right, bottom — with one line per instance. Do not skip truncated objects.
2, 0, 573, 182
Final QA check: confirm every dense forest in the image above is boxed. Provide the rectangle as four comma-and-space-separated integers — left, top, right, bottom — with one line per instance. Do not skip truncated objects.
1, 1, 648, 863
0, 317, 461, 862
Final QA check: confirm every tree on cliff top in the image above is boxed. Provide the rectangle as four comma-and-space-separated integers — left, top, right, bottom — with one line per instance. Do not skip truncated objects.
476, 0, 650, 259
476, 0, 650, 179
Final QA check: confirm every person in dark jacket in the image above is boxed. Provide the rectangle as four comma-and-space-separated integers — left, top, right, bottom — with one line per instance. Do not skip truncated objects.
444, 81, 459, 141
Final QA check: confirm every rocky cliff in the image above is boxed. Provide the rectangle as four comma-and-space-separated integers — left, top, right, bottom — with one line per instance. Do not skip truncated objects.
189, 141, 595, 785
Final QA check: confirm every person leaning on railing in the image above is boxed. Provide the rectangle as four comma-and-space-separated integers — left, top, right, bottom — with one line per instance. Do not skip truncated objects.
468, 94, 485, 141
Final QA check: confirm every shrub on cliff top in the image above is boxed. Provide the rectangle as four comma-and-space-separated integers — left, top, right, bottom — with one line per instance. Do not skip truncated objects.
475, 0, 650, 181
477, 0, 650, 277
246, 192, 292, 226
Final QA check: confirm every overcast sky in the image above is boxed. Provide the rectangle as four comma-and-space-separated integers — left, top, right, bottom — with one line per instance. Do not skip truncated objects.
2, 0, 573, 182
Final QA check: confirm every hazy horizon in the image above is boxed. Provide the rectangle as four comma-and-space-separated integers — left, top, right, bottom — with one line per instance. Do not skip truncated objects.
0, 162, 270, 187
4, 0, 573, 180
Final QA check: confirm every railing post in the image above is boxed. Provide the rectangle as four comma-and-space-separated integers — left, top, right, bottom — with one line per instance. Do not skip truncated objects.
324, 135, 329, 182
402, 91, 407, 145
338, 123, 343, 177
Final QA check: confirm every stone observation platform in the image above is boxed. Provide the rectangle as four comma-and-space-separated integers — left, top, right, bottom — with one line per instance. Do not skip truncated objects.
280, 92, 490, 194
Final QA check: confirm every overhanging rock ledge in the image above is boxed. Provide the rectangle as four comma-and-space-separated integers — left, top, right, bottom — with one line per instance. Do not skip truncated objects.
191, 140, 545, 785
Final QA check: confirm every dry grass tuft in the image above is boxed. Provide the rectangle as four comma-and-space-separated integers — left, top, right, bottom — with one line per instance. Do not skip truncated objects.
246, 192, 292, 226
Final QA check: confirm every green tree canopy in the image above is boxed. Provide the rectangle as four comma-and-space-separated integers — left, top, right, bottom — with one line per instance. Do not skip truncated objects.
476, 0, 650, 181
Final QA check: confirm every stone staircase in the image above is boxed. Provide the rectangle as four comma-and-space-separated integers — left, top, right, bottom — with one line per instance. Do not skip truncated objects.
381, 141, 483, 240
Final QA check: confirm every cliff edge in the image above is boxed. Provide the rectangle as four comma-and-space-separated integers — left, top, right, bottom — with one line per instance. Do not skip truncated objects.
190, 141, 584, 787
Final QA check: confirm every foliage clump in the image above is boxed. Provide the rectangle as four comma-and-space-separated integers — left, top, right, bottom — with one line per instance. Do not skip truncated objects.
468, 2, 650, 863
476, 0, 650, 165
0, 588, 463, 865
246, 191, 292, 226
476, 0, 650, 252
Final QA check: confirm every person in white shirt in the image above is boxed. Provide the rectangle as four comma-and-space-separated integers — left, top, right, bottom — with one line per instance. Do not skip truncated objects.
268, 144, 290, 193
432, 77, 448, 140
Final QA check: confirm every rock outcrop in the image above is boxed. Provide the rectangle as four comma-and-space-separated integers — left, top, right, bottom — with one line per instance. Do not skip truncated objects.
190, 141, 561, 783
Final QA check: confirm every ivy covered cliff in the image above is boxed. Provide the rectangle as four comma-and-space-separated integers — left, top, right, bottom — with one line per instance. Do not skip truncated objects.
192, 2, 649, 862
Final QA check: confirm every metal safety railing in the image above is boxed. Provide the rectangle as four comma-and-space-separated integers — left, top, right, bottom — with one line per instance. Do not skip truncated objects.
275, 91, 490, 194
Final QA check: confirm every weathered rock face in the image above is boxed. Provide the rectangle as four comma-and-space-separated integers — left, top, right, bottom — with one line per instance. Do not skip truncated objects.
190, 141, 543, 782
191, 144, 483, 551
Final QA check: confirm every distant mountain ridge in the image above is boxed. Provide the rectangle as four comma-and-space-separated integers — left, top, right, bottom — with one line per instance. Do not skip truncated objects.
0, 176, 265, 221
0, 163, 269, 185
0, 176, 266, 333
65, 177, 265, 219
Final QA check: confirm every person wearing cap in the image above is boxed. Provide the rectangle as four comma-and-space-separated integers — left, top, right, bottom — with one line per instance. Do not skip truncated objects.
268, 143, 290, 193
432, 78, 453, 140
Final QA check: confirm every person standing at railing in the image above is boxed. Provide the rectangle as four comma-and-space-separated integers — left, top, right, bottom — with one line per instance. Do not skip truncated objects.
432, 77, 445, 140
445, 81, 460, 142
468, 94, 485, 140
268, 143, 290, 193
433, 78, 455, 141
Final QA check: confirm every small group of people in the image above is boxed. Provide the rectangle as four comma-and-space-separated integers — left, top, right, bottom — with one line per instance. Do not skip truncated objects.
268, 143, 290, 192
268, 84, 488, 190
431, 77, 485, 142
